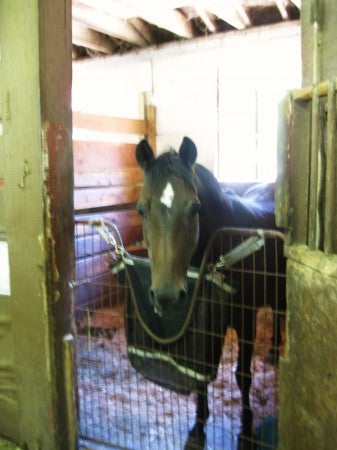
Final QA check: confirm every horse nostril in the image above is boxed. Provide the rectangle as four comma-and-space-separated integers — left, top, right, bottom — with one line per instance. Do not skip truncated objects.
149, 289, 155, 305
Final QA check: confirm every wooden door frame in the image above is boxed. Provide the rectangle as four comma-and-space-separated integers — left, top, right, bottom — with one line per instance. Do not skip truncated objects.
0, 1, 76, 448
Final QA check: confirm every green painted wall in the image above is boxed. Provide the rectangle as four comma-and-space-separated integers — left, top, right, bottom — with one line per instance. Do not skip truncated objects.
279, 1, 337, 448
0, 1, 74, 449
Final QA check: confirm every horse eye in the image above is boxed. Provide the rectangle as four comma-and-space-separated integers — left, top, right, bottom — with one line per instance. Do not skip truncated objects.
190, 202, 201, 217
137, 205, 146, 218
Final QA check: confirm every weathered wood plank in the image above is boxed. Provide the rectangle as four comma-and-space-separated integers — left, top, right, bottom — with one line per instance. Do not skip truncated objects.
73, 111, 147, 135
73, 141, 138, 167
73, 141, 143, 187
74, 169, 143, 188
74, 185, 142, 210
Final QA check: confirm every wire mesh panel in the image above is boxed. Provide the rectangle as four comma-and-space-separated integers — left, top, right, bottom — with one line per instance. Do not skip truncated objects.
74, 220, 285, 450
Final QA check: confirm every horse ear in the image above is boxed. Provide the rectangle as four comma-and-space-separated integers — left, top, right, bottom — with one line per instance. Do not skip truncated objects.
136, 139, 155, 171
178, 137, 197, 168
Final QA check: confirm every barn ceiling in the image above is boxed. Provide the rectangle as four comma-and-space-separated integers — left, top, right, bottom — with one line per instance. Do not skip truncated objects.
72, 0, 301, 59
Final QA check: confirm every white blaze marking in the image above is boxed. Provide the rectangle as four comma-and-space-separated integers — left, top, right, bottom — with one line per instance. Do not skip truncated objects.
160, 182, 175, 208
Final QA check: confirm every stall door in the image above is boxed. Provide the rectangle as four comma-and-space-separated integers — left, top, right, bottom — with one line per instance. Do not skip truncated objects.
276, 80, 337, 449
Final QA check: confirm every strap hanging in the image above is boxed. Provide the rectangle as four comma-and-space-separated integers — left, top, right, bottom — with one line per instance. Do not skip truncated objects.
89, 219, 125, 256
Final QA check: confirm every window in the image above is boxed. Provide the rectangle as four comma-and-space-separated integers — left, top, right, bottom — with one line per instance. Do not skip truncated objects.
216, 39, 301, 183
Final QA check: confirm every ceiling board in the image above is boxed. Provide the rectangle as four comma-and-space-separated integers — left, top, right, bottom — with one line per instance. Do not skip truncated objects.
72, 0, 300, 59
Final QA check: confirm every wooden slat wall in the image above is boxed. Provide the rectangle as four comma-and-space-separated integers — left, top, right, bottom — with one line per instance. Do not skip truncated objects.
73, 106, 155, 242
73, 112, 148, 135
73, 123, 144, 213
73, 103, 155, 313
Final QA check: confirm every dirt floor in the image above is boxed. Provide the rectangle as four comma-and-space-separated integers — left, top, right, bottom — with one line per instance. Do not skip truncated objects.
76, 305, 282, 450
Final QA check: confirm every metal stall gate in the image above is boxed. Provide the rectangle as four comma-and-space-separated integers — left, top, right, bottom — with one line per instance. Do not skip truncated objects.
74, 220, 285, 450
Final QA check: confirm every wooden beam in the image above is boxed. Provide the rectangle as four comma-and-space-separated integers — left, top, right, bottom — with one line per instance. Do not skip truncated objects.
290, 0, 301, 9
73, 112, 148, 135
72, 21, 116, 53
128, 17, 156, 45
275, 0, 289, 20
134, 7, 195, 38
202, 0, 249, 29
193, 5, 217, 32
72, 2, 146, 46
75, 0, 194, 39
231, 0, 251, 27
73, 1, 154, 45
145, 104, 156, 154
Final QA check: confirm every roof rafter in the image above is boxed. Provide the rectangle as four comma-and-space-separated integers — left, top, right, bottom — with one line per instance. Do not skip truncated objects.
72, 1, 147, 46
193, 5, 217, 32
71, 0, 301, 59
72, 21, 117, 53
202, 0, 250, 29
128, 17, 156, 45
290, 0, 301, 8
231, 0, 252, 26
125, 4, 195, 38
275, 0, 289, 20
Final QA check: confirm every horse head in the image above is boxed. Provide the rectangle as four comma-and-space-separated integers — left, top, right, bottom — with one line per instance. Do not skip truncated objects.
136, 137, 201, 318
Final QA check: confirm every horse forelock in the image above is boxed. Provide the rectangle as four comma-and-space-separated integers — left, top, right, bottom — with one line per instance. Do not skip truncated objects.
146, 150, 196, 191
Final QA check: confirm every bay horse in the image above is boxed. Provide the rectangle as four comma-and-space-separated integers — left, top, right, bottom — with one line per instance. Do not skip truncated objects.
135, 137, 286, 449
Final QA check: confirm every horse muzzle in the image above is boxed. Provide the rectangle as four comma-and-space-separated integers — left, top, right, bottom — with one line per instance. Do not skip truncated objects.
149, 285, 187, 318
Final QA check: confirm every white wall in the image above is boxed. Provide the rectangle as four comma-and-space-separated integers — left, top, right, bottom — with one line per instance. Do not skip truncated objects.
72, 21, 301, 177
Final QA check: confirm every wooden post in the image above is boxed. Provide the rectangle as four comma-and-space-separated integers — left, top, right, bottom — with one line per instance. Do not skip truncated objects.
140, 91, 156, 153
145, 103, 157, 154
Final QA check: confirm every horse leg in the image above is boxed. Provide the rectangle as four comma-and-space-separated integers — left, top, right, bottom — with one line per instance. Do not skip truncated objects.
184, 384, 209, 450
236, 319, 255, 450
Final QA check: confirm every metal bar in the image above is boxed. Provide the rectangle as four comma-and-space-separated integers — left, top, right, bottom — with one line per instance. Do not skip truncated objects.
215, 234, 265, 269
213, 226, 285, 241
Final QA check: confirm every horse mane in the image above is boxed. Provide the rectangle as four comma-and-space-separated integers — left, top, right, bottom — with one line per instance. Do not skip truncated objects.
195, 164, 223, 207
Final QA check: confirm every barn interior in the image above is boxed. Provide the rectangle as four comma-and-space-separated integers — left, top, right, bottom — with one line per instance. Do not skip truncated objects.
1, 1, 337, 450
71, 3, 298, 449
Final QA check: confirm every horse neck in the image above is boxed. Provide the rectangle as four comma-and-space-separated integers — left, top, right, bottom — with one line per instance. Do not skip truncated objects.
196, 166, 275, 227
192, 166, 277, 266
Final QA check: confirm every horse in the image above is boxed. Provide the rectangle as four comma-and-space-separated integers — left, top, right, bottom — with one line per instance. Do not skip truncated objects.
135, 136, 286, 450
